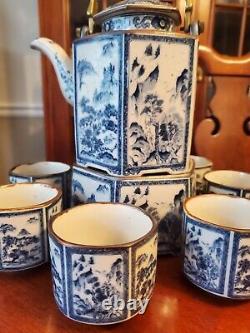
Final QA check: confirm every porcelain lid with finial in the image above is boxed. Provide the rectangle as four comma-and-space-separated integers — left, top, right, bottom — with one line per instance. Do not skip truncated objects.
94, 0, 182, 26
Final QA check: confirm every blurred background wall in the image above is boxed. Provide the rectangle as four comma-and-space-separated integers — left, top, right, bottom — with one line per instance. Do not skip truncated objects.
0, 0, 45, 184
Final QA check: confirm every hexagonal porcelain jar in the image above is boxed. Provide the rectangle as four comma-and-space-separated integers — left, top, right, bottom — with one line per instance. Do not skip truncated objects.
31, 0, 198, 177
71, 160, 195, 256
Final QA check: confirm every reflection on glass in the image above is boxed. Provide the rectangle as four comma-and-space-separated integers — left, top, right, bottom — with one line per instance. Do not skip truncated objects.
213, 7, 242, 55
216, 0, 244, 4
243, 10, 250, 54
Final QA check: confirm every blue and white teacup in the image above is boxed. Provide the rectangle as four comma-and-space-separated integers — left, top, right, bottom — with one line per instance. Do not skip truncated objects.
183, 194, 250, 299
48, 203, 158, 325
191, 155, 213, 194
9, 161, 72, 208
71, 159, 195, 256
204, 170, 250, 199
0, 183, 62, 271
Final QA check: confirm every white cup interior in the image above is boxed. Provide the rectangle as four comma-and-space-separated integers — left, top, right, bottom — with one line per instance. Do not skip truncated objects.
52, 204, 153, 246
191, 155, 212, 169
185, 195, 250, 230
0, 184, 59, 210
12, 161, 70, 177
205, 170, 250, 190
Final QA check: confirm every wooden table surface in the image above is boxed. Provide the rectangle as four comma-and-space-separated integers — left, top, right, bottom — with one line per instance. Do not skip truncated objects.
1, 256, 250, 333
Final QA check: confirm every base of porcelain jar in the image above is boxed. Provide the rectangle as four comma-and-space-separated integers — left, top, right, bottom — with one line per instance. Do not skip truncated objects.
71, 164, 195, 256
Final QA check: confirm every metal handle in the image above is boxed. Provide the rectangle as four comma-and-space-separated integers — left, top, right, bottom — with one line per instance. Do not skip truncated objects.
184, 0, 193, 33
87, 0, 99, 34
177, 0, 204, 35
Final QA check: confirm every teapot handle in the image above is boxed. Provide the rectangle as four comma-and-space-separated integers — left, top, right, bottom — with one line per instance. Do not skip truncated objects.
176, 0, 204, 36
176, 0, 193, 32
87, 0, 99, 34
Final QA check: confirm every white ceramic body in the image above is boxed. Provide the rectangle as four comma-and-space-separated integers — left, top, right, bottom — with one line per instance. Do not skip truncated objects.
205, 170, 250, 199
73, 31, 198, 176
9, 161, 72, 208
31, 26, 198, 177
0, 183, 62, 271
183, 194, 250, 299
191, 155, 213, 194
72, 162, 195, 255
48, 203, 158, 325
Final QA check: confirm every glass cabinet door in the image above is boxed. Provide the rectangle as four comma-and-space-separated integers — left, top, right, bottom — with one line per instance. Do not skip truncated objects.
212, 0, 250, 55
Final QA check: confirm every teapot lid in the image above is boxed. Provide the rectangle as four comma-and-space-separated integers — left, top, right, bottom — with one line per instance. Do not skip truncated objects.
94, 0, 181, 26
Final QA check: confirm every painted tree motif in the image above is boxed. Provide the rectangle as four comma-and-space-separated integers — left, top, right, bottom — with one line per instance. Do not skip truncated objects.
141, 94, 164, 163
184, 224, 224, 291
51, 246, 64, 308
135, 235, 157, 314
122, 186, 159, 220
2, 231, 41, 266
121, 184, 186, 254
234, 245, 250, 294
72, 254, 125, 321
176, 68, 189, 102
0, 217, 42, 268
79, 97, 118, 165
77, 59, 96, 88
0, 224, 16, 235
129, 122, 151, 166
135, 250, 157, 300
128, 38, 192, 170
158, 189, 185, 254
71, 175, 111, 207
158, 113, 183, 164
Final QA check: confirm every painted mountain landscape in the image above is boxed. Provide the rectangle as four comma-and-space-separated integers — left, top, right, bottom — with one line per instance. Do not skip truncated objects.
71, 252, 126, 322
76, 37, 121, 171
0, 212, 43, 269
127, 37, 193, 171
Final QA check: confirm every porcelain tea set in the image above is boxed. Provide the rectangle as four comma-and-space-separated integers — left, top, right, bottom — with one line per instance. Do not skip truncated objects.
1, 0, 250, 326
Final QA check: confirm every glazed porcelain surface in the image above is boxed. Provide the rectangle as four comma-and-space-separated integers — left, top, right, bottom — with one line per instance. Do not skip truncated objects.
205, 170, 250, 199
71, 162, 195, 255
31, 0, 198, 176
9, 161, 72, 208
0, 183, 62, 271
73, 32, 197, 176
183, 194, 250, 299
48, 203, 158, 325
191, 155, 213, 194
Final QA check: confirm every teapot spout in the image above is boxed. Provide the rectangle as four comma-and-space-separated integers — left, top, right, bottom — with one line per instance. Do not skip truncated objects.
31, 38, 74, 106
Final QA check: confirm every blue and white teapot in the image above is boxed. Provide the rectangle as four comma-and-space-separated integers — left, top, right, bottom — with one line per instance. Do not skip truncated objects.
31, 0, 200, 176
